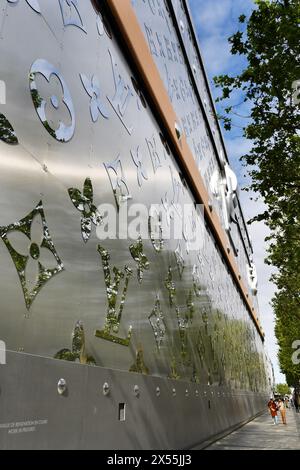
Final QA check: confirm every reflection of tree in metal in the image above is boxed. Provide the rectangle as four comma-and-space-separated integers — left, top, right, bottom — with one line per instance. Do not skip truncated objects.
148, 295, 166, 349
191, 363, 200, 384
176, 306, 190, 359
68, 177, 103, 243
174, 241, 185, 279
0, 114, 18, 145
192, 264, 202, 297
104, 155, 131, 210
148, 207, 164, 253
7, 0, 41, 14
80, 74, 109, 122
165, 267, 176, 307
0, 201, 64, 310
186, 290, 195, 323
29, 59, 75, 142
195, 308, 268, 391
55, 321, 96, 365
129, 236, 149, 284
168, 355, 180, 380
95, 245, 133, 346
58, 0, 86, 33
129, 345, 149, 374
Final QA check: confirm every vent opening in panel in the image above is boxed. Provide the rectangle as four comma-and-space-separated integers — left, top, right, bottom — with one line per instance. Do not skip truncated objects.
118, 403, 126, 422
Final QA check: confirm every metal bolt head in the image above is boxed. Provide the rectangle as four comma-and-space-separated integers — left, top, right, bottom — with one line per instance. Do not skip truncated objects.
103, 382, 110, 396
175, 121, 182, 141
57, 378, 67, 396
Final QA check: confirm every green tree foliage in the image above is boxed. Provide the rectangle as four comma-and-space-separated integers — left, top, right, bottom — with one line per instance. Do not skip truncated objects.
214, 0, 300, 385
275, 383, 291, 395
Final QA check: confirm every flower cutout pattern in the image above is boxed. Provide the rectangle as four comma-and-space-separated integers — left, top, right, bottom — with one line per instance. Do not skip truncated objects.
176, 306, 190, 359
59, 0, 86, 33
68, 177, 103, 243
95, 245, 133, 347
55, 321, 96, 365
148, 206, 164, 253
129, 236, 149, 283
80, 73, 109, 123
165, 267, 176, 307
0, 201, 64, 310
7, 0, 41, 14
174, 241, 185, 279
0, 113, 18, 145
29, 59, 75, 143
148, 295, 166, 350
96, 13, 112, 39
146, 135, 162, 174
130, 146, 148, 187
129, 345, 149, 375
104, 155, 132, 210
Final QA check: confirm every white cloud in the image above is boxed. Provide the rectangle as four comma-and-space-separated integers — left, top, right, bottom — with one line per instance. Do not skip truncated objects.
200, 35, 232, 76
190, 0, 233, 35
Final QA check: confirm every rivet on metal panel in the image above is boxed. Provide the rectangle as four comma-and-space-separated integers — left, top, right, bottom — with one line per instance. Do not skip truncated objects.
174, 122, 182, 141
103, 382, 110, 396
57, 378, 67, 396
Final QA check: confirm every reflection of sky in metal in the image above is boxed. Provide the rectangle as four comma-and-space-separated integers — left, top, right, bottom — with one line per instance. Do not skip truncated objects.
188, 0, 284, 383
0, 0, 271, 389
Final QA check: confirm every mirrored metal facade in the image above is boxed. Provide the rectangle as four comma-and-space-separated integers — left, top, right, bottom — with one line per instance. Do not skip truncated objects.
0, 0, 271, 449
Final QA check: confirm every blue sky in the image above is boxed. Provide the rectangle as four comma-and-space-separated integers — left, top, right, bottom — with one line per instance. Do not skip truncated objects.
188, 0, 285, 383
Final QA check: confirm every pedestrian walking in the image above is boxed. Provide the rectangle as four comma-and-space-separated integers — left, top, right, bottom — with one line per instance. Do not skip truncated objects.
278, 399, 287, 425
268, 399, 279, 425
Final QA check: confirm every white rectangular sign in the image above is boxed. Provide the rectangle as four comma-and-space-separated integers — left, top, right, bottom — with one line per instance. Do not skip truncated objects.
0, 340, 6, 365
0, 80, 6, 104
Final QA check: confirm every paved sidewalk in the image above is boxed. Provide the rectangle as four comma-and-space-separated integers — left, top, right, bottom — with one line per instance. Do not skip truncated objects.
206, 409, 300, 450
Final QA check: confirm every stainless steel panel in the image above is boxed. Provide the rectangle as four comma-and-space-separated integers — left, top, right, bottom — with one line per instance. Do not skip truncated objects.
131, 0, 260, 311
0, 351, 268, 449
0, 1, 270, 448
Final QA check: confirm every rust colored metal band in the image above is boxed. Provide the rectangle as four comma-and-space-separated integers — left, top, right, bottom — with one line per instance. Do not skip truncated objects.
105, 0, 264, 340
